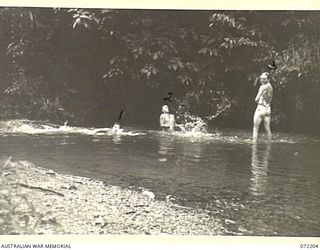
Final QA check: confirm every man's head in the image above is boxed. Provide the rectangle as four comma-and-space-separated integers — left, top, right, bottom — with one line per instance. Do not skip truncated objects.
112, 122, 120, 131
162, 105, 169, 113
259, 72, 270, 85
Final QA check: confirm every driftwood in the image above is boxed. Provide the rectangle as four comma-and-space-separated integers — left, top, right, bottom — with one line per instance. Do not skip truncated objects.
17, 183, 65, 197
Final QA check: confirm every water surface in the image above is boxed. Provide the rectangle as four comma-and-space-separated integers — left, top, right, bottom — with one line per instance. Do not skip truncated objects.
0, 120, 319, 236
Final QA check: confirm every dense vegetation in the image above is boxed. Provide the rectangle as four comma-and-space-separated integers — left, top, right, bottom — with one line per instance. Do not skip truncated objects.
0, 8, 319, 133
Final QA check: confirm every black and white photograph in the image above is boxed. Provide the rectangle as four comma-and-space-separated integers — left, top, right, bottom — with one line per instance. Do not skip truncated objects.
0, 4, 319, 240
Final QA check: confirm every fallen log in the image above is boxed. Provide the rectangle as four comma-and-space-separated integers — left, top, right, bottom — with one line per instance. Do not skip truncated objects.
17, 183, 65, 197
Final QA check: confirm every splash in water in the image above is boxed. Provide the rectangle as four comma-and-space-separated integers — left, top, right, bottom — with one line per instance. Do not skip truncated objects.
0, 119, 306, 144
176, 112, 208, 133
0, 120, 144, 136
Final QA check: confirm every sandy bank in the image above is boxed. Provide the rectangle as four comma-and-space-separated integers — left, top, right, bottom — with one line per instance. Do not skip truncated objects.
0, 157, 224, 235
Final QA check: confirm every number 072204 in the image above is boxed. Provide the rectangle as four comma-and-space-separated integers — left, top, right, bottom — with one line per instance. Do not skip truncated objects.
300, 244, 319, 248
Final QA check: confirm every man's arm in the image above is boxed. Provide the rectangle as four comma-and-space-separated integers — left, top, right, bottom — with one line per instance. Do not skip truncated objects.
160, 114, 165, 127
255, 85, 266, 103
169, 114, 175, 131
171, 114, 176, 124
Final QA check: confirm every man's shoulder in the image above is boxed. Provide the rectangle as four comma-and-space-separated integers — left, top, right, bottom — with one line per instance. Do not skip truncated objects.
260, 84, 267, 89
269, 83, 273, 90
265, 83, 273, 91
260, 84, 271, 91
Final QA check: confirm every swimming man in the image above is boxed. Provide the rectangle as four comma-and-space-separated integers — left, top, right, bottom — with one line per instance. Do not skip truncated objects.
111, 122, 121, 133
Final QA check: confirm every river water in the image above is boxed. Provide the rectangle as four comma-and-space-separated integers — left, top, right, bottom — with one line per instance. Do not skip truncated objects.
0, 120, 319, 236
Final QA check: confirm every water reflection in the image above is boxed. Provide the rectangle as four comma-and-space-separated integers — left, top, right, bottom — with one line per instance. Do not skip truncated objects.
157, 133, 175, 163
182, 142, 203, 163
112, 134, 122, 144
250, 143, 271, 196
59, 136, 72, 145
158, 134, 174, 156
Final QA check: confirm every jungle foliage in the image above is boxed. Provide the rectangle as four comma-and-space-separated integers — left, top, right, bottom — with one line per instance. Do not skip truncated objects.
0, 8, 319, 132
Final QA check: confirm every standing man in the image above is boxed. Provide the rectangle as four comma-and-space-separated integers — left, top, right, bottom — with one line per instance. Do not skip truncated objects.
253, 72, 273, 143
160, 105, 176, 132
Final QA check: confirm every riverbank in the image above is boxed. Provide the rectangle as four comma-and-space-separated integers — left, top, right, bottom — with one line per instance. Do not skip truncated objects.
0, 157, 224, 235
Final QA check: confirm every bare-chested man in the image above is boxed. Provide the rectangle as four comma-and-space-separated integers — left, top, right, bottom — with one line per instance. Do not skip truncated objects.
159, 105, 176, 132
253, 72, 273, 143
